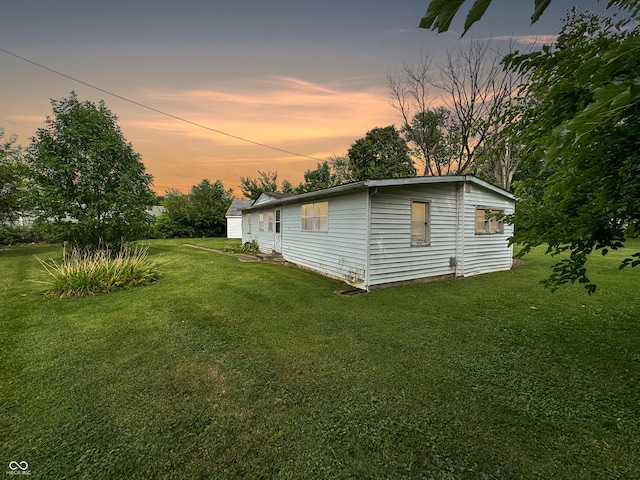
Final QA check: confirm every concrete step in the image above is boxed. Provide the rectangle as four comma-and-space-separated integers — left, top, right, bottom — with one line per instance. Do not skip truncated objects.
256, 253, 286, 262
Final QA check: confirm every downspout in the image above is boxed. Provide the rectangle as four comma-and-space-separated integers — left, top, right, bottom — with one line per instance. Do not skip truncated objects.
455, 181, 466, 277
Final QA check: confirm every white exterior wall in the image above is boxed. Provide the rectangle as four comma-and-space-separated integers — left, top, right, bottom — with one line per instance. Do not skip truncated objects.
368, 184, 458, 287
242, 209, 275, 253
226, 216, 242, 239
461, 184, 515, 276
242, 212, 254, 244
281, 191, 369, 288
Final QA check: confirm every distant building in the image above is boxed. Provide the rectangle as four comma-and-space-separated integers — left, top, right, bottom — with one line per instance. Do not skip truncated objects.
225, 199, 253, 239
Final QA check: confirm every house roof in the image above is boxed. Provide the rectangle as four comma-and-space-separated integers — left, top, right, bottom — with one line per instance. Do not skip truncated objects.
251, 191, 296, 206
242, 175, 514, 212
262, 191, 295, 200
225, 198, 253, 217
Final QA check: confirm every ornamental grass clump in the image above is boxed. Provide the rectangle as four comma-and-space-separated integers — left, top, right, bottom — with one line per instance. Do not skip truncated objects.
37, 243, 161, 298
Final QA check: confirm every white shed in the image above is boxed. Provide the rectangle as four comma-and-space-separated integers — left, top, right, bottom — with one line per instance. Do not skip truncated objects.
225, 199, 253, 239
242, 176, 515, 290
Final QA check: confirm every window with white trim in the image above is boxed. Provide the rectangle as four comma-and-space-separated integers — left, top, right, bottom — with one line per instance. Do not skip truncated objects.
411, 201, 430, 246
301, 201, 328, 231
475, 208, 504, 234
259, 213, 264, 231
247, 213, 252, 234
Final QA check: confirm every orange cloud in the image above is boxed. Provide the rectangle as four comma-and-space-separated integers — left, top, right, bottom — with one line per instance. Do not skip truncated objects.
124, 76, 397, 144
116, 75, 402, 195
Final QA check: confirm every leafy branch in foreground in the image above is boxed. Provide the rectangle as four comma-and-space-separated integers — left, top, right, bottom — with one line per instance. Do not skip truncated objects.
505, 7, 640, 294
37, 243, 161, 298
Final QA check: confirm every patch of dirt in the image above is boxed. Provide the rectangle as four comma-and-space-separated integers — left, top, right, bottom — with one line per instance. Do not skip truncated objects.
511, 258, 525, 269
335, 285, 367, 296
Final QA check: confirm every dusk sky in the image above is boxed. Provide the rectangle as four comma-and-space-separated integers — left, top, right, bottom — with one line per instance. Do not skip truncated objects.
1, 0, 602, 196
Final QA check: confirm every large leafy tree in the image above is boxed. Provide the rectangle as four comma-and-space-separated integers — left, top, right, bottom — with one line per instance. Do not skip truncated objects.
401, 107, 462, 176
27, 93, 156, 248
160, 180, 233, 237
347, 126, 416, 181
0, 129, 27, 224
505, 8, 640, 292
189, 179, 234, 236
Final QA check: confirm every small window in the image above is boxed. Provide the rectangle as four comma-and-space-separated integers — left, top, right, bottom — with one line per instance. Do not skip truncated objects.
275, 209, 281, 233
301, 201, 328, 232
475, 209, 504, 234
259, 213, 264, 231
411, 201, 430, 246
267, 211, 273, 232
247, 213, 252, 234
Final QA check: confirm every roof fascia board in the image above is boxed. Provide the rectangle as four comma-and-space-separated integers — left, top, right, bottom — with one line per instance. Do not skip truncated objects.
242, 175, 513, 212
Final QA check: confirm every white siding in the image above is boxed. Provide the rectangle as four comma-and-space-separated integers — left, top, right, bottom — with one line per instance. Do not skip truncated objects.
281, 192, 369, 289
226, 216, 243, 239
242, 210, 274, 253
368, 185, 458, 286
461, 184, 514, 276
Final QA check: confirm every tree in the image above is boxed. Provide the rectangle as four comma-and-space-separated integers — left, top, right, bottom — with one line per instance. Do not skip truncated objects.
240, 170, 279, 200
329, 155, 352, 184
159, 190, 195, 238
347, 126, 416, 181
26, 93, 155, 249
294, 161, 341, 193
0, 129, 26, 224
474, 138, 523, 191
281, 179, 296, 194
505, 8, 640, 293
160, 180, 233, 237
189, 179, 234, 236
402, 107, 462, 176
388, 41, 519, 179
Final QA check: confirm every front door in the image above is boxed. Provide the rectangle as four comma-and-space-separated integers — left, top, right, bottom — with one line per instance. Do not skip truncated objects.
274, 208, 282, 253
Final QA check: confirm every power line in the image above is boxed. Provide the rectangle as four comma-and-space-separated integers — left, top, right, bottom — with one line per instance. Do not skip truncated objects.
0, 47, 324, 162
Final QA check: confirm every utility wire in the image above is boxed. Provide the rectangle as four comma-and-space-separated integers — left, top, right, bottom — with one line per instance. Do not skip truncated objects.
0, 47, 324, 162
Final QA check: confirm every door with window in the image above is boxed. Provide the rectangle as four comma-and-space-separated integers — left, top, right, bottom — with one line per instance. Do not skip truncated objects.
274, 208, 282, 253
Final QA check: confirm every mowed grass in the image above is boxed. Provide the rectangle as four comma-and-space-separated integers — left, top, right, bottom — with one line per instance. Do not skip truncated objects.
1, 239, 639, 479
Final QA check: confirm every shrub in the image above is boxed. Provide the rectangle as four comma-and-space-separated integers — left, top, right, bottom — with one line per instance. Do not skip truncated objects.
0, 225, 44, 245
241, 240, 260, 253
37, 243, 161, 298
150, 213, 195, 239
222, 240, 259, 254
31, 219, 66, 244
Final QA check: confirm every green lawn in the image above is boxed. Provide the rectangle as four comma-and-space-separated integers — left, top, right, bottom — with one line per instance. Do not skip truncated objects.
2, 239, 639, 479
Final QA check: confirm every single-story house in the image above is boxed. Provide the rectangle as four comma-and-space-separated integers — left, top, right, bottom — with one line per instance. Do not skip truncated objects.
242, 175, 515, 290
225, 198, 254, 239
